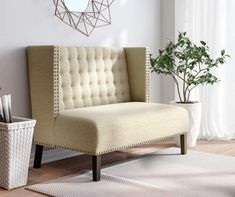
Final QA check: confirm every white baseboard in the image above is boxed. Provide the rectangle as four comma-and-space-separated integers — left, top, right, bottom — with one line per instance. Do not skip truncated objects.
29, 147, 81, 167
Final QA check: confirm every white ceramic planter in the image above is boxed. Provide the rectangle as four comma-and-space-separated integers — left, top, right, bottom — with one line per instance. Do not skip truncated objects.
171, 102, 202, 147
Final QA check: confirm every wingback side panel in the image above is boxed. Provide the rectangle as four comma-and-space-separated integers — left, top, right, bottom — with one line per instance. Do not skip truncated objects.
27, 46, 55, 146
125, 48, 150, 102
58, 47, 131, 111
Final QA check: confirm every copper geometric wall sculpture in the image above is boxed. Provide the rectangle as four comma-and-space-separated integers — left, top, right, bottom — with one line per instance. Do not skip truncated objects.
53, 0, 115, 37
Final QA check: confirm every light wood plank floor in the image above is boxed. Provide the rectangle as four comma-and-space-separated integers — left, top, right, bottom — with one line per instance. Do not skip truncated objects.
0, 139, 235, 197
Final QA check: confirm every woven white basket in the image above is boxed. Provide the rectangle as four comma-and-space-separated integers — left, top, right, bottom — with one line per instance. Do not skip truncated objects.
0, 117, 36, 190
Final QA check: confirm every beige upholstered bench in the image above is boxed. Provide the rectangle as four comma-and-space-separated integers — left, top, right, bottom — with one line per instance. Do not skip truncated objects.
27, 46, 188, 181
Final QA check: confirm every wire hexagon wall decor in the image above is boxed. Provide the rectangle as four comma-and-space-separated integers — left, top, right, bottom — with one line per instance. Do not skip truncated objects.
53, 0, 115, 37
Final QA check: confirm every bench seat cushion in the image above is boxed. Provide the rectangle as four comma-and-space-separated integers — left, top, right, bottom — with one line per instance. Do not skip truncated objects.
54, 102, 188, 155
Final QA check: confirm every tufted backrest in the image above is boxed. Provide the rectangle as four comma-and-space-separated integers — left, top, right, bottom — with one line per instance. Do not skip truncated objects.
57, 47, 131, 111
28, 46, 149, 145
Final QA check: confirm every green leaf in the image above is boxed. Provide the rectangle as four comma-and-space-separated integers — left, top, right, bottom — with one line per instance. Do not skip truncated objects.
218, 58, 224, 64
221, 50, 225, 56
200, 41, 206, 46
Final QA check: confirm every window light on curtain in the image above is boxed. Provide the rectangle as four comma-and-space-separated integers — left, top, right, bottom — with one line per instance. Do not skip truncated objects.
176, 0, 235, 140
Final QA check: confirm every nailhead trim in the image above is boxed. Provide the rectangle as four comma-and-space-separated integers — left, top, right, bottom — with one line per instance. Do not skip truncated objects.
53, 47, 151, 116
53, 46, 60, 117
34, 141, 55, 148
34, 132, 186, 156
145, 47, 150, 103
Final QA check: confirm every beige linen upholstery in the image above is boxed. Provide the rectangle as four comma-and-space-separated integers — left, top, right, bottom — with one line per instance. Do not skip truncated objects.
27, 46, 55, 145
27, 46, 188, 155
59, 47, 131, 110
54, 102, 187, 155
125, 48, 150, 102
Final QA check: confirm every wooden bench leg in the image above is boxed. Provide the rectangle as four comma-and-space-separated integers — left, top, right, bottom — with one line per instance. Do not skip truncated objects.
34, 145, 44, 168
180, 134, 187, 155
92, 155, 101, 181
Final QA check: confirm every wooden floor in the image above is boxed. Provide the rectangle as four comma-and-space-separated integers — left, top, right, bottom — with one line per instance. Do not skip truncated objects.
1, 139, 235, 197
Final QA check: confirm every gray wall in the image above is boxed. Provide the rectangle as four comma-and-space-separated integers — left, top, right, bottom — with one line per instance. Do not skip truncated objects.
160, 0, 176, 103
0, 0, 162, 117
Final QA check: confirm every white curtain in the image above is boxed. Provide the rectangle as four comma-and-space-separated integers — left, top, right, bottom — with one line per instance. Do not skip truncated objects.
177, 0, 235, 140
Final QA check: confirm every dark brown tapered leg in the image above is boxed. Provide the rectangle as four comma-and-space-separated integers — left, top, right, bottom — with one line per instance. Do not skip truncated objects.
92, 155, 101, 181
180, 134, 187, 155
34, 145, 44, 168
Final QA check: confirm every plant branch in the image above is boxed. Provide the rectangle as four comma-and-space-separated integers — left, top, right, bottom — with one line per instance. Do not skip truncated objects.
171, 70, 185, 81
187, 89, 191, 102
182, 60, 188, 102
189, 84, 200, 92
171, 73, 183, 103
194, 67, 208, 78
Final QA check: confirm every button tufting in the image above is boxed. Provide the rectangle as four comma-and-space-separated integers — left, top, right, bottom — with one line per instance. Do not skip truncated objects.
59, 47, 131, 109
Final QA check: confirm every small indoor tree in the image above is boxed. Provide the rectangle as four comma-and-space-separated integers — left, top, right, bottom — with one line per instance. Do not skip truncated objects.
150, 32, 230, 103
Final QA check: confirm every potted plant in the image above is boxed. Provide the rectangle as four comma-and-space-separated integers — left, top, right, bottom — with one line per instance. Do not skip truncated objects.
150, 32, 230, 147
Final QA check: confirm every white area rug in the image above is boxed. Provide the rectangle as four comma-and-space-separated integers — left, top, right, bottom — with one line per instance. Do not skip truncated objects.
27, 148, 235, 197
